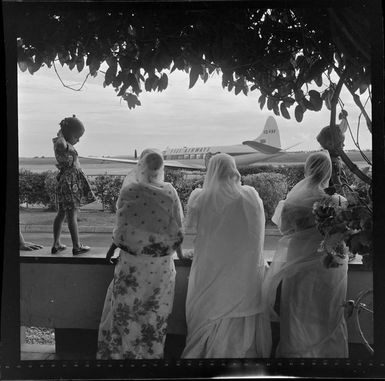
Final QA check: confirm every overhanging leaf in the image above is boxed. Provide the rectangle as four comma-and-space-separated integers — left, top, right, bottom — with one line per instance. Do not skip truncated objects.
189, 64, 202, 89
158, 73, 168, 91
105, 64, 117, 86
359, 82, 368, 94
308, 90, 323, 111
272, 100, 280, 116
303, 98, 315, 111
18, 61, 28, 72
280, 103, 290, 119
123, 93, 141, 109
76, 56, 85, 72
295, 105, 304, 122
258, 94, 266, 110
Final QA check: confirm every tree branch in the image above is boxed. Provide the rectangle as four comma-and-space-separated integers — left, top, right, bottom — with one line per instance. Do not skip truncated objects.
53, 61, 91, 91
339, 150, 372, 185
329, 71, 372, 186
344, 85, 372, 133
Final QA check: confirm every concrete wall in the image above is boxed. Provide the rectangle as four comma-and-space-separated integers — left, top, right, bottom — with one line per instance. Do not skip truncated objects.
20, 260, 372, 342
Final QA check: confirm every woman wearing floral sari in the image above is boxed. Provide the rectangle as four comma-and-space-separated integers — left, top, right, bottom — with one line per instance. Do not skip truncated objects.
97, 148, 184, 359
263, 151, 349, 358
182, 153, 271, 358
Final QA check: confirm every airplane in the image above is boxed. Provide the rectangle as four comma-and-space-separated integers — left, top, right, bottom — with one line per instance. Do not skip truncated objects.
80, 116, 301, 170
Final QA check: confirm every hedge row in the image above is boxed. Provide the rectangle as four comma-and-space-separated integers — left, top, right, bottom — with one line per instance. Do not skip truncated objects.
19, 164, 364, 221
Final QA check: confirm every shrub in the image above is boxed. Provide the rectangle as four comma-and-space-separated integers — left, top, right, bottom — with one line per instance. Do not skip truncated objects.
93, 175, 123, 213
243, 172, 288, 222
276, 165, 304, 191
19, 169, 51, 207
19, 168, 34, 206
43, 170, 60, 211
238, 165, 304, 192
164, 169, 185, 186
175, 178, 204, 212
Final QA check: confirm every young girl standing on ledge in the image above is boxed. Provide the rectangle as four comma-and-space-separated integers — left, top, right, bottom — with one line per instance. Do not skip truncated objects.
51, 115, 96, 255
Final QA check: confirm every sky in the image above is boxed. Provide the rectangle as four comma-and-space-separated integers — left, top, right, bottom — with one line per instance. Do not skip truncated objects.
17, 63, 372, 157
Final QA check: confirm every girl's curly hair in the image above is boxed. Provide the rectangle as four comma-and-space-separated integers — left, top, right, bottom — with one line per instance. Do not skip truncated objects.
59, 115, 84, 140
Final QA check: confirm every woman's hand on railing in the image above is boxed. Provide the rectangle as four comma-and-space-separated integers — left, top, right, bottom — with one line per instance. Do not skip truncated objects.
106, 243, 117, 264
176, 246, 193, 262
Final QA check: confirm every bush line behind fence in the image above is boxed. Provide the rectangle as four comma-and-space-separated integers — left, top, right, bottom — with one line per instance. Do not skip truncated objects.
19, 165, 360, 222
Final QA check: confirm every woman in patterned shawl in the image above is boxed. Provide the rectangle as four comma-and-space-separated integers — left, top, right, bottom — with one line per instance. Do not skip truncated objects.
97, 148, 184, 359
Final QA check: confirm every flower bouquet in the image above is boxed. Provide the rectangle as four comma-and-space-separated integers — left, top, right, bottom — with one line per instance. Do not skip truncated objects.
313, 182, 372, 269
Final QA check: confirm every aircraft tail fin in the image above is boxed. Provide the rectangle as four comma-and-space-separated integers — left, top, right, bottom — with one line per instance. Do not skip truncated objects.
254, 116, 281, 149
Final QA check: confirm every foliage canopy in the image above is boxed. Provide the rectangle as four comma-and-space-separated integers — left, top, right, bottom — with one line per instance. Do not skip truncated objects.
16, 3, 371, 119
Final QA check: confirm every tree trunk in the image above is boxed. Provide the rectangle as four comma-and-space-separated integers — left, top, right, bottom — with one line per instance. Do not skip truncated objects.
328, 73, 372, 190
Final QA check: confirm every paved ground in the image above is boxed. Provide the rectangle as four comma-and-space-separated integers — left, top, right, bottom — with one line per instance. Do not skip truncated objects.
22, 231, 280, 258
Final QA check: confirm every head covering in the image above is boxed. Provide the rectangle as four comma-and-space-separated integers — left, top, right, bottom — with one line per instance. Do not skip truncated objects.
194, 153, 242, 212
122, 148, 164, 187
285, 150, 332, 206
272, 150, 332, 233
113, 148, 183, 256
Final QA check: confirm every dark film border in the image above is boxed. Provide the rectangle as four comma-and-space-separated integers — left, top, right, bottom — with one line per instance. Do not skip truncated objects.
1, 0, 384, 379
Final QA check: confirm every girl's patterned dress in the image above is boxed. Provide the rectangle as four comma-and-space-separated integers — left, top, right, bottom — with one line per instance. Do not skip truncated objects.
97, 182, 183, 359
53, 135, 96, 210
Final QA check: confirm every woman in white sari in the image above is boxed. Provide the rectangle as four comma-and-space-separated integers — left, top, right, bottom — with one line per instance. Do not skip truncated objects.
97, 149, 184, 359
181, 153, 271, 358
263, 151, 348, 358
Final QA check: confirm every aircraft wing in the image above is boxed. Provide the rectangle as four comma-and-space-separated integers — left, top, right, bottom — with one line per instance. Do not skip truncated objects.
242, 141, 281, 154
79, 156, 205, 170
